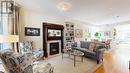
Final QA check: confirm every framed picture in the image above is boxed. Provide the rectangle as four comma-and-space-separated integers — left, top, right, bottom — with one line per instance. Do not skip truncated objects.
48, 29, 61, 37
75, 29, 83, 38
25, 27, 40, 36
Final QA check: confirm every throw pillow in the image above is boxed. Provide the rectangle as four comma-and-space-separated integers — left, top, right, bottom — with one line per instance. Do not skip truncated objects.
89, 43, 96, 51
93, 44, 99, 52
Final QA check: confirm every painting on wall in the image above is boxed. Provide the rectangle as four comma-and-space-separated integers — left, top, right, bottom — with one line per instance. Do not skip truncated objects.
25, 27, 40, 36
48, 29, 61, 37
75, 29, 83, 38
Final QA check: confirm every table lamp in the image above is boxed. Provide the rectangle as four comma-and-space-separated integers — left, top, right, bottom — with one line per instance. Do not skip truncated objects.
0, 35, 19, 52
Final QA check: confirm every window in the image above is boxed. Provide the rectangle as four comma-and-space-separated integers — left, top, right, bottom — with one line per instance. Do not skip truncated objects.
0, 0, 14, 50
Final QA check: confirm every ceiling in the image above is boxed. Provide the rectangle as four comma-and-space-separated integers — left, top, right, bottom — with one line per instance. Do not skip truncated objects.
15, 0, 130, 25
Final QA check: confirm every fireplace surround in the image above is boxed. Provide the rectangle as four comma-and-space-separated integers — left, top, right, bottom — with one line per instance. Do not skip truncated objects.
47, 40, 61, 56
43, 22, 64, 57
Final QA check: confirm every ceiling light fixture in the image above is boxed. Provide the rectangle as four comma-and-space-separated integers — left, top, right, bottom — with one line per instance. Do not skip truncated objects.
57, 1, 72, 11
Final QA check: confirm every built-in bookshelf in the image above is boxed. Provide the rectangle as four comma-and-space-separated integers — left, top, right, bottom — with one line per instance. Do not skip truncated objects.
64, 22, 74, 49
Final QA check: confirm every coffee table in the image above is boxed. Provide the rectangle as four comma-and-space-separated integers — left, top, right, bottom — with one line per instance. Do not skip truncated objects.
69, 49, 84, 67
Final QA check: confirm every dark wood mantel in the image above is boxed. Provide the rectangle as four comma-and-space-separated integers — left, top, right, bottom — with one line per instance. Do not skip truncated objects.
43, 22, 64, 57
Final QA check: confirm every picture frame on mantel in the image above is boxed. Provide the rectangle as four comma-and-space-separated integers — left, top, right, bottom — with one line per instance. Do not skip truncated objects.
25, 27, 40, 36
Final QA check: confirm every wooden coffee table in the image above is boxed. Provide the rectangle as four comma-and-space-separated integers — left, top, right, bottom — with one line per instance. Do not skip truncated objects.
69, 49, 84, 67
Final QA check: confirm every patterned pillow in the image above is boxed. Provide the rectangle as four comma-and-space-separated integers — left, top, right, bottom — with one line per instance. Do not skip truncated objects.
93, 44, 99, 52
89, 43, 96, 51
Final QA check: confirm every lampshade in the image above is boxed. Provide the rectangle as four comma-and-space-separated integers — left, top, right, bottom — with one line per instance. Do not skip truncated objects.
0, 35, 19, 43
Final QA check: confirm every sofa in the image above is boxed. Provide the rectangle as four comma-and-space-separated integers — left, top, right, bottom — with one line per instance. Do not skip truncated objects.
71, 41, 105, 64
0, 49, 53, 73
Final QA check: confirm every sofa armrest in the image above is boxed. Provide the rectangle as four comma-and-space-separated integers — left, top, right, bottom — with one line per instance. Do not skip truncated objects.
18, 53, 33, 70
96, 48, 105, 53
32, 48, 44, 62
95, 48, 105, 60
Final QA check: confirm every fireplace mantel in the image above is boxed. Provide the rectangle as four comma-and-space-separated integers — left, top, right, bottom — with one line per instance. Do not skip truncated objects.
43, 22, 64, 57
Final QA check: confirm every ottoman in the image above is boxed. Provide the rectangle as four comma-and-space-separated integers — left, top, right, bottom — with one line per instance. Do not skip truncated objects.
33, 62, 54, 73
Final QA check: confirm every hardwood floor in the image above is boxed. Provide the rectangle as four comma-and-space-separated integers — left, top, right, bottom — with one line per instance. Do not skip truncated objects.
94, 43, 130, 73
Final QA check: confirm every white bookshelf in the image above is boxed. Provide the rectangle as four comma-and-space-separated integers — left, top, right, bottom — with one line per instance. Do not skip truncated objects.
64, 22, 74, 49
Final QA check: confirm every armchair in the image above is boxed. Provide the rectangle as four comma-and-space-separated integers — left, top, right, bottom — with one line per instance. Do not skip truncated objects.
0, 49, 53, 73
19, 41, 44, 62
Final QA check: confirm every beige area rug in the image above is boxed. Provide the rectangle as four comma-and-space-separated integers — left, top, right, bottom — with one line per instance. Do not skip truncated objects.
40, 54, 102, 73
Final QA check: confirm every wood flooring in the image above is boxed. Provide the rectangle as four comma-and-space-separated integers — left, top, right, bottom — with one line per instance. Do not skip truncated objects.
94, 43, 130, 73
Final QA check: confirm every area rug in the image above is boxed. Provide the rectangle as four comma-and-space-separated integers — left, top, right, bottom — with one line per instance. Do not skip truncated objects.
40, 54, 102, 73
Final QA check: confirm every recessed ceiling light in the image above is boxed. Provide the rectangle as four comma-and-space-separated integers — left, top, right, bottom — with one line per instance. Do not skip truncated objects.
57, 1, 72, 11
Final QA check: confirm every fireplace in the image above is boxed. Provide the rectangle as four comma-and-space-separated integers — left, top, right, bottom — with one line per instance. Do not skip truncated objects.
43, 23, 64, 57
50, 42, 59, 55
47, 40, 61, 56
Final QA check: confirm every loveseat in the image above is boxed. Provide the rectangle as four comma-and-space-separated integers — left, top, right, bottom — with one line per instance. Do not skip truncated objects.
71, 41, 105, 64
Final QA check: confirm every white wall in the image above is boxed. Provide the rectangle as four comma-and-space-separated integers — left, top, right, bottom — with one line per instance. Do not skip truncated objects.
19, 8, 65, 49
19, 8, 100, 49
65, 19, 99, 45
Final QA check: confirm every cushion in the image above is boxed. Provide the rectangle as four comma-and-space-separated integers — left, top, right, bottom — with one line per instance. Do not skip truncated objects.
93, 44, 100, 52
89, 43, 96, 51
71, 42, 77, 47
75, 47, 95, 54
80, 41, 90, 49
93, 43, 105, 52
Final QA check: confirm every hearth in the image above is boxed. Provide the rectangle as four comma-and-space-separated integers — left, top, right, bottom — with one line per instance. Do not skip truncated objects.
50, 42, 59, 55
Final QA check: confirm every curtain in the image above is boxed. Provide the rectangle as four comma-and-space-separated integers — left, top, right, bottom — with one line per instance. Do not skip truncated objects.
9, 6, 20, 52
1, 4, 20, 52
14, 6, 20, 52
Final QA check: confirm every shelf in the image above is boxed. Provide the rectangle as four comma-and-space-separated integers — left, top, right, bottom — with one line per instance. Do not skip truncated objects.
65, 23, 74, 48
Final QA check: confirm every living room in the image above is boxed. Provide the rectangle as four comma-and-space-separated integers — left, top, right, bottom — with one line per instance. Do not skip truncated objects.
0, 0, 130, 73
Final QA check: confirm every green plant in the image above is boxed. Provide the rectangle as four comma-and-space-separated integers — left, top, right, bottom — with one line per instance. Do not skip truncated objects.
94, 32, 101, 39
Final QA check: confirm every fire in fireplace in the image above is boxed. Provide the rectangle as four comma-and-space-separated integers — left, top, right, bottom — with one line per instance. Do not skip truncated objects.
50, 42, 59, 55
